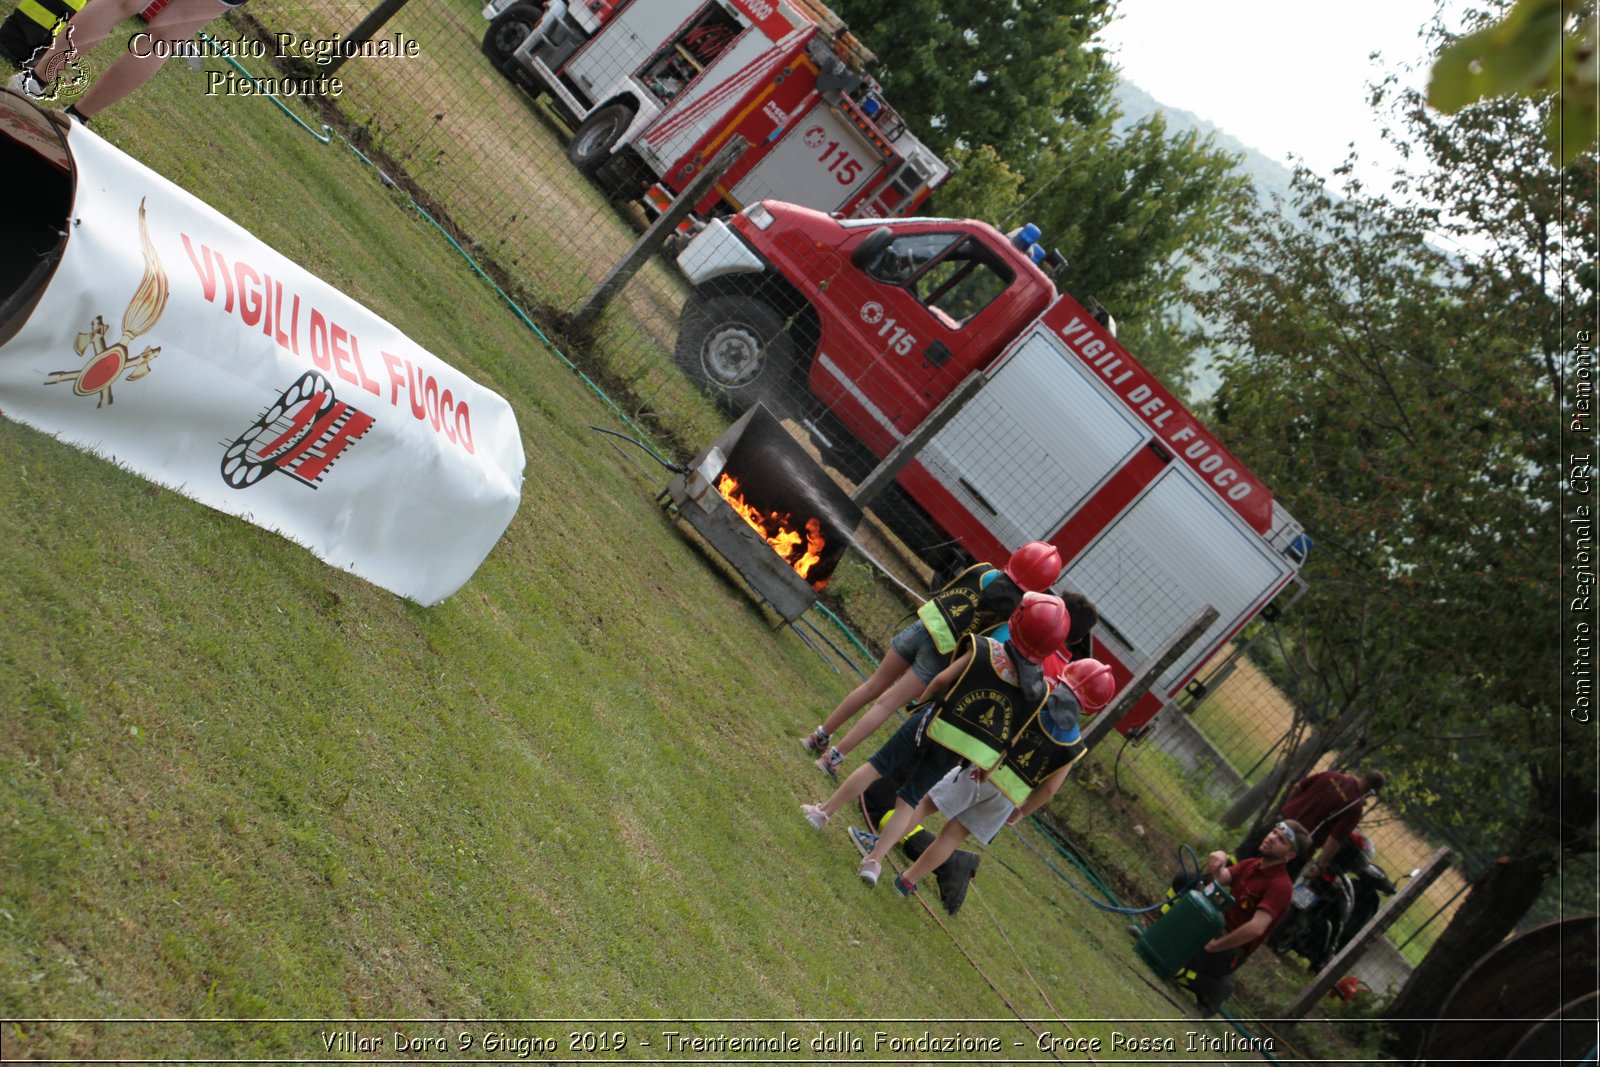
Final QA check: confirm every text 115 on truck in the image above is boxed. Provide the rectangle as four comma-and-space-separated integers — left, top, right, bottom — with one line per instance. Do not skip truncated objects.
480, 0, 948, 223
674, 200, 1311, 731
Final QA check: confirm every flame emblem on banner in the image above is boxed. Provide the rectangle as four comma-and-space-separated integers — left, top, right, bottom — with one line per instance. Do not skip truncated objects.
45, 197, 170, 408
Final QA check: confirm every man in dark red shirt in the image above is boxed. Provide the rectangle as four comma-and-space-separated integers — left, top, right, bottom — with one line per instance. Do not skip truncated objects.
1180, 818, 1308, 1016
1278, 769, 1385, 880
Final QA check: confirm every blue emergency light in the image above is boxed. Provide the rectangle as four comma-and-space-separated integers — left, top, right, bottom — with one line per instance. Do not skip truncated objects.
1011, 223, 1041, 251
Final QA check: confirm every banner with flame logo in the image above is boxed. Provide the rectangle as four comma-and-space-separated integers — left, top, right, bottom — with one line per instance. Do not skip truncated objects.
0, 98, 525, 605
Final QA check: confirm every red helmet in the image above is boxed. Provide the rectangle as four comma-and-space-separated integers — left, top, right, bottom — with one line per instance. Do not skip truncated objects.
1060, 658, 1116, 713
1003, 541, 1062, 592
1008, 593, 1071, 664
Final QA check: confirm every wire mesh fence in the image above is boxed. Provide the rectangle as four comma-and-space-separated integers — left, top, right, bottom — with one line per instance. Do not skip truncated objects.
1127, 638, 1474, 972
214, 0, 997, 593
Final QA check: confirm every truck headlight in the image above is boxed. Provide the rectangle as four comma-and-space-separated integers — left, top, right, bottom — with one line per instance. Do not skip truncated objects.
744, 202, 775, 230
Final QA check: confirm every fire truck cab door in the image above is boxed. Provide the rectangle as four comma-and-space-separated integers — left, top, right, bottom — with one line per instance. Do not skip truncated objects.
841, 228, 1014, 432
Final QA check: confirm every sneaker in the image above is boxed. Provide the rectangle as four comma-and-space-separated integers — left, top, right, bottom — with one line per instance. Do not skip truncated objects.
800, 726, 830, 754
893, 874, 915, 897
7, 70, 47, 99
848, 825, 878, 857
815, 746, 844, 779
857, 857, 880, 886
801, 803, 829, 830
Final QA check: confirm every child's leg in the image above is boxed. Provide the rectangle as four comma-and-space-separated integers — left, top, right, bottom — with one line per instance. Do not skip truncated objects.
865, 795, 934, 865
898, 818, 972, 886
830, 669, 926, 757
30, 0, 146, 81
71, 0, 231, 116
818, 649, 910, 736
817, 762, 882, 819
807, 704, 932, 828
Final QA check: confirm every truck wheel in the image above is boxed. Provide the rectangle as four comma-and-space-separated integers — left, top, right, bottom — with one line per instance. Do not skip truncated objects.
568, 103, 634, 176
483, 4, 541, 74
675, 294, 800, 416
595, 152, 645, 202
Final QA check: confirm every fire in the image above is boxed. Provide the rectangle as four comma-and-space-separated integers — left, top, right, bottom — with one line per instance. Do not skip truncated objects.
717, 472, 829, 589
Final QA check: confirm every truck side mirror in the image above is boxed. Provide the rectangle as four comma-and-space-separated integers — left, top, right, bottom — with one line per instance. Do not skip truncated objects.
851, 226, 893, 270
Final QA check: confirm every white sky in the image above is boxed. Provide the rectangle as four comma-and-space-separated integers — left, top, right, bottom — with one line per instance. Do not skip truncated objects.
1097, 0, 1466, 184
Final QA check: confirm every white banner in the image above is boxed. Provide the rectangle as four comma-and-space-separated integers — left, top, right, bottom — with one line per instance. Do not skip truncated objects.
0, 97, 525, 605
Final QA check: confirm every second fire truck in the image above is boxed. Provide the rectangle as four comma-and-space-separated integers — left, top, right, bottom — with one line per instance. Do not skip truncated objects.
481, 0, 948, 223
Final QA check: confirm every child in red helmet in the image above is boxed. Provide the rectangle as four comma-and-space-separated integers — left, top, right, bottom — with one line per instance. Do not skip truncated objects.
800, 543, 1079, 779
801, 593, 1071, 887
885, 654, 1117, 897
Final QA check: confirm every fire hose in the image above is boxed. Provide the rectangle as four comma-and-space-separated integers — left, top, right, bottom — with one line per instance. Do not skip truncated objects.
1016, 821, 1206, 916
588, 425, 687, 472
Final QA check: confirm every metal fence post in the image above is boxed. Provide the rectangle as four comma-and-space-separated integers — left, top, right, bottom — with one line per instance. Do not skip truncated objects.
569, 137, 748, 337
1284, 846, 1454, 1018
849, 370, 986, 506
324, 0, 412, 75
1081, 606, 1219, 752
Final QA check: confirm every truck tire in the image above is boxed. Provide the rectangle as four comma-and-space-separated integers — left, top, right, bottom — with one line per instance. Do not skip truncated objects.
567, 103, 634, 176
483, 4, 540, 74
675, 294, 800, 417
595, 151, 646, 202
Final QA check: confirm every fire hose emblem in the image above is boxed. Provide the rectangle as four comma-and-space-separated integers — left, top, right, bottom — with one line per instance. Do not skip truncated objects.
802, 124, 827, 149
859, 301, 884, 325
220, 371, 375, 490
45, 198, 170, 408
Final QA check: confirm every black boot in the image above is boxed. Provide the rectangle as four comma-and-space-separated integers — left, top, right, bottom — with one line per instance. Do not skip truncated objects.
934, 850, 980, 915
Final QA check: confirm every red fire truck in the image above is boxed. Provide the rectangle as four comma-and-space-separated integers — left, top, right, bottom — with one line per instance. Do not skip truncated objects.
672, 201, 1310, 729
480, 0, 947, 222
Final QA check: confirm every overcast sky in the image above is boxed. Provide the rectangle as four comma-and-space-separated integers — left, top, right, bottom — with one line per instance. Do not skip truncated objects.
1097, 0, 1467, 184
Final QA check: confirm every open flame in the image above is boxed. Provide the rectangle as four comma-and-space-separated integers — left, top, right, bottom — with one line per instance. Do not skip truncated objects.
717, 472, 828, 589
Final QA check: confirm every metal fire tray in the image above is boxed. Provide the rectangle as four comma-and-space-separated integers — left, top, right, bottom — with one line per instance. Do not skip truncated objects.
662, 404, 862, 624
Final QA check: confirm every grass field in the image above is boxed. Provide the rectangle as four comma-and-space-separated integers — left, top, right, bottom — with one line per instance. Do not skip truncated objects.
0, 33, 1358, 1061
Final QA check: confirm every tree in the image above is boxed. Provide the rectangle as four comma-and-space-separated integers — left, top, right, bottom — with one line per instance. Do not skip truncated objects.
1428, 0, 1598, 164
1021, 112, 1253, 393
834, 0, 1254, 394
830, 0, 1115, 165
1196, 21, 1596, 1047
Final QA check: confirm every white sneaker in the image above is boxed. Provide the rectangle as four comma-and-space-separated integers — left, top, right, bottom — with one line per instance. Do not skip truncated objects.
801, 803, 830, 830
858, 857, 880, 887
7, 70, 47, 98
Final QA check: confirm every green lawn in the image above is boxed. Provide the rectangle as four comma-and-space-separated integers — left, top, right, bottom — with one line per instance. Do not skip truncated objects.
0, 37, 1296, 1061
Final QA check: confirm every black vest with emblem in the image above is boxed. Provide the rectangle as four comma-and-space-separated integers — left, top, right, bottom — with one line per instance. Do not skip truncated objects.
0, 0, 87, 66
989, 690, 1088, 805
924, 635, 1049, 771
917, 564, 1006, 653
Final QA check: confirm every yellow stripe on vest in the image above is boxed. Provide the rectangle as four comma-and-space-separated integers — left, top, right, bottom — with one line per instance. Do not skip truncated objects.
17, 0, 64, 30
924, 717, 1002, 770
19, 0, 84, 29
990, 765, 1033, 806
916, 600, 959, 654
